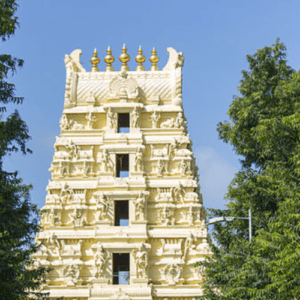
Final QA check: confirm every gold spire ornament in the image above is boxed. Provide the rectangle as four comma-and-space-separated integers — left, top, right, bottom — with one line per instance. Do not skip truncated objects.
135, 46, 145, 71
150, 47, 159, 71
90, 48, 100, 72
104, 46, 114, 71
119, 44, 130, 72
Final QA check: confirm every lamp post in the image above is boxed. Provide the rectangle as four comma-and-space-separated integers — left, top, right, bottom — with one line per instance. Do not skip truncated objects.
208, 208, 252, 242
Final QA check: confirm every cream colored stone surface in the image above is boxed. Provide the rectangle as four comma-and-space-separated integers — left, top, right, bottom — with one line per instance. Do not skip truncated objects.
34, 47, 212, 300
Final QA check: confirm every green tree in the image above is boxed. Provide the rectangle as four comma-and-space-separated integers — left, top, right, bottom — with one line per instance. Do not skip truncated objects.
198, 40, 300, 299
0, 1, 48, 299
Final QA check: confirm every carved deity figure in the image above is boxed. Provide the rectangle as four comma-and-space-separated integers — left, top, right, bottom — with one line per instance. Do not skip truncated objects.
82, 161, 89, 177
71, 208, 86, 227
180, 159, 192, 176
187, 206, 195, 225
107, 107, 116, 129
100, 148, 110, 172
169, 138, 180, 157
94, 242, 108, 278
86, 111, 97, 129
150, 110, 160, 128
173, 182, 186, 202
48, 207, 60, 227
60, 114, 70, 130
197, 264, 206, 280
131, 106, 139, 128
157, 159, 167, 176
64, 262, 80, 286
58, 161, 68, 178
46, 232, 62, 260
66, 140, 79, 160
182, 232, 196, 261
133, 192, 146, 220
159, 206, 175, 226
60, 182, 73, 206
133, 243, 148, 278
175, 112, 186, 129
96, 192, 109, 221
134, 147, 143, 172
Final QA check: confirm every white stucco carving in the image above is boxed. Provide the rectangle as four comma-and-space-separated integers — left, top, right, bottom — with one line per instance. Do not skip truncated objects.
95, 192, 110, 221
106, 107, 117, 130
86, 111, 97, 129
151, 110, 160, 128
71, 208, 87, 227
64, 261, 82, 286
133, 243, 150, 279
134, 146, 144, 172
93, 242, 109, 278
163, 263, 182, 285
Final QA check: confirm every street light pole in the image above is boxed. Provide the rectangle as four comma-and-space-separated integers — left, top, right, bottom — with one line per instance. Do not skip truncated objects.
208, 209, 252, 242
249, 208, 252, 242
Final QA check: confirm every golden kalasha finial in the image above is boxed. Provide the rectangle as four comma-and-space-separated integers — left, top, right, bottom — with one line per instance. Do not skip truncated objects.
90, 48, 100, 72
119, 44, 130, 72
135, 45, 145, 71
104, 46, 115, 72
150, 47, 159, 71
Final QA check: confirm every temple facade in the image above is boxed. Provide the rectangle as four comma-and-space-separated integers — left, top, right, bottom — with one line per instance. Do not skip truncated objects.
33, 45, 211, 300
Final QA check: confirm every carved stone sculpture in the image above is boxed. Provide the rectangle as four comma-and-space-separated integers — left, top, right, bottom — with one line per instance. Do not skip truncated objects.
133, 243, 149, 278
58, 161, 68, 178
156, 159, 168, 176
130, 106, 139, 128
100, 147, 110, 172
86, 111, 97, 129
159, 205, 175, 226
175, 112, 186, 129
48, 207, 60, 227
133, 192, 146, 221
66, 140, 79, 160
71, 208, 86, 227
150, 144, 169, 158
94, 242, 108, 278
180, 159, 192, 176
173, 182, 186, 202
182, 232, 195, 261
134, 147, 143, 172
46, 232, 62, 260
197, 264, 206, 280
60, 182, 73, 206
150, 110, 160, 128
82, 161, 90, 177
60, 114, 70, 130
95, 192, 109, 221
163, 263, 182, 285
160, 118, 175, 129
107, 107, 116, 129
64, 262, 81, 286
71, 120, 84, 130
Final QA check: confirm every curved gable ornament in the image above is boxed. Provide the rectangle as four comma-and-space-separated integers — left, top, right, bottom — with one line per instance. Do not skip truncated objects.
108, 71, 140, 102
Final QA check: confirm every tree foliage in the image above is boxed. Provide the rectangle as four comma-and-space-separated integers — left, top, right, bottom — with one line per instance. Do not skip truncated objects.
0, 1, 48, 299
198, 40, 300, 299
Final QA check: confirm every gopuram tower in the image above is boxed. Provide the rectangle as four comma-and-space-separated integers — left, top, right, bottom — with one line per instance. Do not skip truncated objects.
34, 45, 212, 300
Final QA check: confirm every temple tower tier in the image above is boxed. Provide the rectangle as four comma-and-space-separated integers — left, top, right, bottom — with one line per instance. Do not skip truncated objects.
34, 46, 212, 300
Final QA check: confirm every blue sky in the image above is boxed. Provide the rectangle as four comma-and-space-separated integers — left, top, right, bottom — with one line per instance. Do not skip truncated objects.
3, 0, 300, 211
